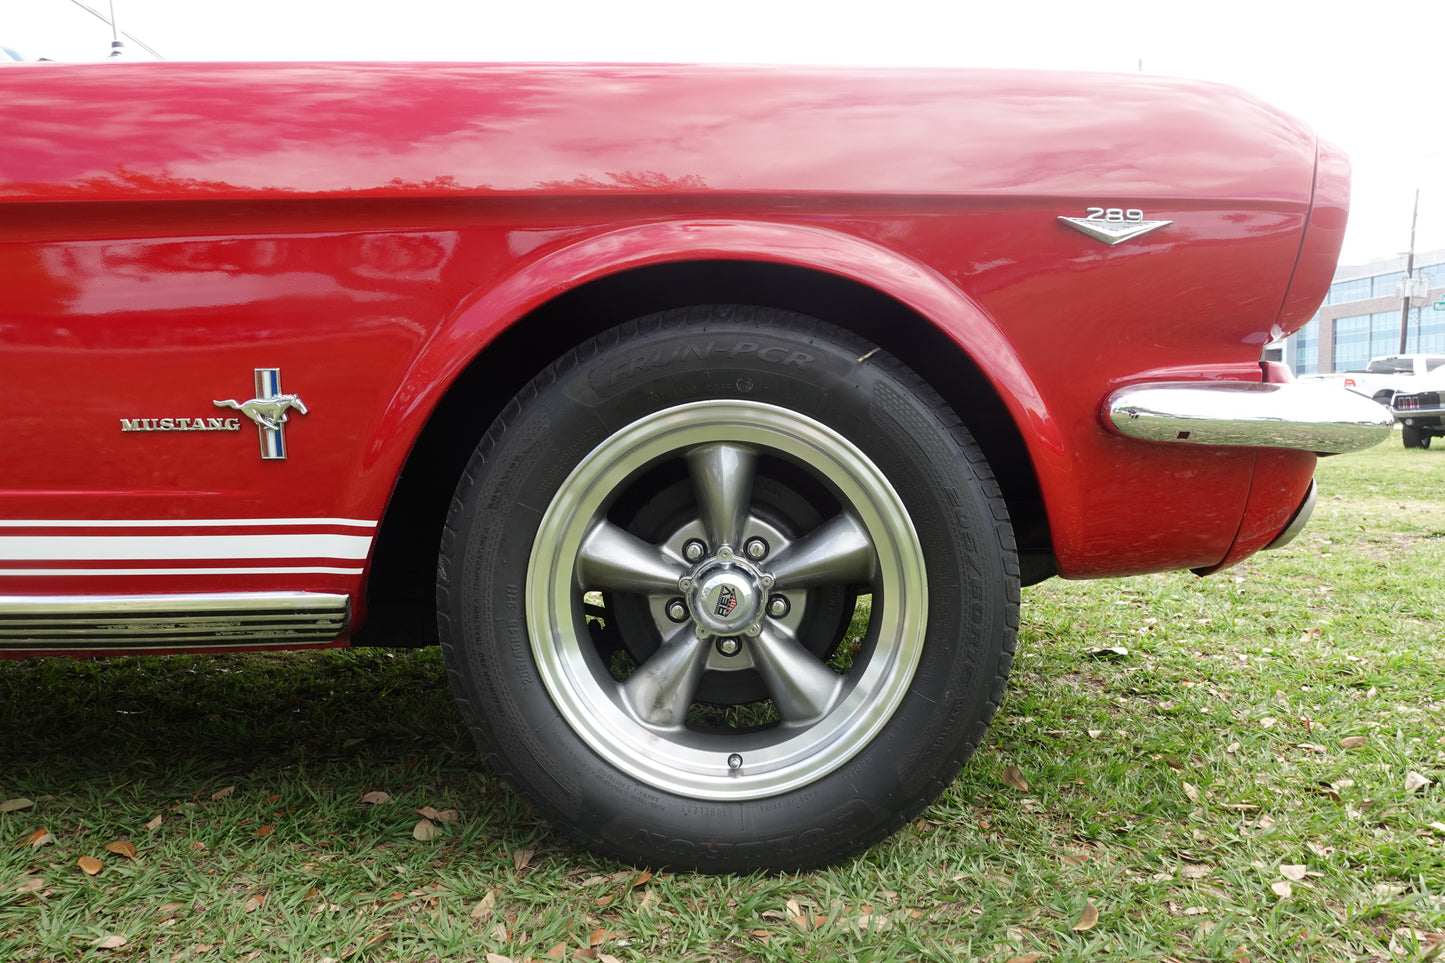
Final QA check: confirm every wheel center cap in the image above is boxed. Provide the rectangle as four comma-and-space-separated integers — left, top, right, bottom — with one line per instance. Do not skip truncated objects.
689, 562, 763, 635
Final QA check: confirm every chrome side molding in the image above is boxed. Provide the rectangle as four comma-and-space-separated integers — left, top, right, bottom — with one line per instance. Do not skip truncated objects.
1105, 381, 1393, 454
0, 592, 348, 651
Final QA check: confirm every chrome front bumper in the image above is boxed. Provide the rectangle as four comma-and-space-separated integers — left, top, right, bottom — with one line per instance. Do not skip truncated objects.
1106, 381, 1393, 454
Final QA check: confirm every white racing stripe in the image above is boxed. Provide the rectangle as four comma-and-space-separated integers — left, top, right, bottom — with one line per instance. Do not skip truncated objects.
0, 518, 376, 528
0, 518, 377, 578
0, 567, 364, 576
0, 534, 371, 561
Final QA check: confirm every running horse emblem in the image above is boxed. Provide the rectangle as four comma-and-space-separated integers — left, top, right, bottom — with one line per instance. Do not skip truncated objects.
213, 394, 308, 432
214, 368, 309, 460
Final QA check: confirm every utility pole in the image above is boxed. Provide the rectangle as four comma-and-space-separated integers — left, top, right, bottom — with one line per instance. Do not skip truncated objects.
1399, 189, 1420, 353
107, 0, 124, 58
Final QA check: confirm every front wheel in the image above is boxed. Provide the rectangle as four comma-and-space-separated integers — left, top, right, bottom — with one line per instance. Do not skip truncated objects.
438, 307, 1018, 872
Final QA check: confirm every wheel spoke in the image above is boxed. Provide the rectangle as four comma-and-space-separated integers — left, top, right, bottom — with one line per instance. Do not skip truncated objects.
577, 520, 687, 593
686, 443, 757, 549
750, 623, 843, 724
766, 513, 875, 588
619, 625, 710, 729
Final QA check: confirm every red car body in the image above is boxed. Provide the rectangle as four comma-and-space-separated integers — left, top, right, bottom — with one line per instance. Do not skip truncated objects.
0, 63, 1390, 869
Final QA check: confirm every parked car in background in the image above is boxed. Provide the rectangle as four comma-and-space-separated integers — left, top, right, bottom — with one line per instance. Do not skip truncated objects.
0, 62, 1392, 872
1390, 366, 1445, 448
1341, 354, 1445, 405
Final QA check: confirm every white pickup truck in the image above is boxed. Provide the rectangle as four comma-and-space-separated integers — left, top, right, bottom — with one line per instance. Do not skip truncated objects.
1340, 355, 1445, 405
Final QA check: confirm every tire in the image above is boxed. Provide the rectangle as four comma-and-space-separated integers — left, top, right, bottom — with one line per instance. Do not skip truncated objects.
437, 306, 1018, 872
1403, 425, 1428, 449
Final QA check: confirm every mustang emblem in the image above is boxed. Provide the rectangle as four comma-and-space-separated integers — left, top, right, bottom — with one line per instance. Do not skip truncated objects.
213, 394, 308, 432
214, 369, 308, 460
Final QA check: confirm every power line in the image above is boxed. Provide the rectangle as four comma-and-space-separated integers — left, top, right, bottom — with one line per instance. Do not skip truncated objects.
60, 0, 166, 60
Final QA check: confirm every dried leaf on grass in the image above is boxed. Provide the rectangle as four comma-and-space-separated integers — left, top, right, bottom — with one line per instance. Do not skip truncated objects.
1002, 766, 1031, 792
470, 890, 496, 920
416, 806, 460, 824
1181, 863, 1213, 880
1271, 881, 1292, 898
1406, 772, 1433, 793
1280, 864, 1308, 881
513, 848, 535, 871
1006, 955, 1045, 963
412, 818, 440, 842
16, 877, 45, 894
1073, 900, 1099, 931
1086, 645, 1130, 658
144, 815, 163, 831
77, 856, 103, 875
243, 893, 264, 913
1340, 736, 1369, 749
0, 798, 34, 813
1183, 782, 1201, 803
104, 840, 137, 859
92, 935, 127, 950
485, 955, 513, 963
360, 791, 391, 805
20, 828, 53, 848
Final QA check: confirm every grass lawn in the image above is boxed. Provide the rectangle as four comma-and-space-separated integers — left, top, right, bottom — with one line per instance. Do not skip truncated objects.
2, 442, 1443, 962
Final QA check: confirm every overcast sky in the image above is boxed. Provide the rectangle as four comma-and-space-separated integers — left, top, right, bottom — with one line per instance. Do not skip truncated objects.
10, 0, 1445, 267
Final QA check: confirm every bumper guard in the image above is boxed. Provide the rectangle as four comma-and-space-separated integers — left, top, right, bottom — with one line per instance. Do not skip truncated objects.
1106, 381, 1393, 454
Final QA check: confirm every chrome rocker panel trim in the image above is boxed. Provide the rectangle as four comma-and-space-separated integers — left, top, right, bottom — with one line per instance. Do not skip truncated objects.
0, 591, 348, 650
1106, 381, 1394, 454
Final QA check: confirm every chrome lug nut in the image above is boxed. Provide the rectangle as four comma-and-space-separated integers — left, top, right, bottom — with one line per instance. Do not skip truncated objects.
727, 753, 743, 771
766, 594, 790, 618
665, 598, 689, 623
743, 623, 762, 637
682, 539, 707, 563
715, 636, 741, 657
744, 537, 769, 560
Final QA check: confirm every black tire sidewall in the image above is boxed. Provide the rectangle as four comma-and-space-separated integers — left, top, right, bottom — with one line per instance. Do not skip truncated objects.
438, 306, 1017, 871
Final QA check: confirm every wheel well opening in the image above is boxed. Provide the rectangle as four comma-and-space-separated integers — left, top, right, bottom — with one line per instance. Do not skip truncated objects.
355, 260, 1052, 646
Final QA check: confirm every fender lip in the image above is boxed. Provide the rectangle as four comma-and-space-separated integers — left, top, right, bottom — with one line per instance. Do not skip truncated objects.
1105, 381, 1393, 454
